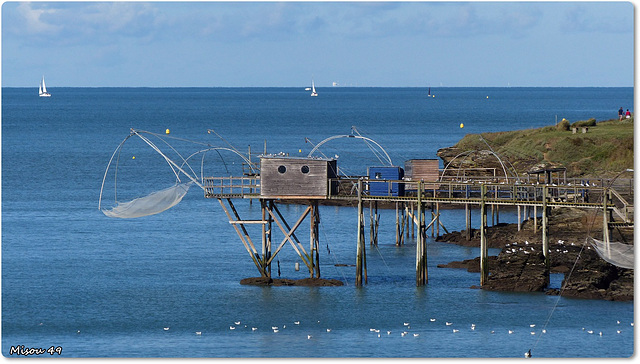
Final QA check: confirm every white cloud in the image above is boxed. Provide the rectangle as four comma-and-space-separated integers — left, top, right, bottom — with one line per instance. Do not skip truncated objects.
16, 2, 62, 34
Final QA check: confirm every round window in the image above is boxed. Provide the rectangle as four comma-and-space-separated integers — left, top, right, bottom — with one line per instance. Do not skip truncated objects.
301, 165, 310, 174
278, 165, 287, 174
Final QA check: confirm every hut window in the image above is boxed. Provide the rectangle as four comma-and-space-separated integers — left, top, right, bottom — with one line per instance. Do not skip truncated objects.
301, 165, 310, 174
278, 165, 287, 174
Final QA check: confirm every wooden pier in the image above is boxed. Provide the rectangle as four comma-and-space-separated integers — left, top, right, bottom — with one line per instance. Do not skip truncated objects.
203, 158, 633, 287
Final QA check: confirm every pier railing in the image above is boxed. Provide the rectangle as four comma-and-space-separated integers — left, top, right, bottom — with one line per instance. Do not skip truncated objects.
203, 176, 260, 198
328, 177, 627, 209
202, 175, 632, 216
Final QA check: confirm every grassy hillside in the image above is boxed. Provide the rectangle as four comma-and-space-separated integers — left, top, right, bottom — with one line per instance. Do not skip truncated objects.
451, 117, 634, 178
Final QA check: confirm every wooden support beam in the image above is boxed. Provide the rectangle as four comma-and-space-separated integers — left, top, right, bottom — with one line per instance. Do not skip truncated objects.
542, 186, 549, 269
266, 205, 312, 269
436, 202, 440, 237
271, 203, 311, 257
603, 188, 611, 258
416, 180, 427, 286
356, 178, 366, 286
480, 184, 488, 286
217, 198, 266, 277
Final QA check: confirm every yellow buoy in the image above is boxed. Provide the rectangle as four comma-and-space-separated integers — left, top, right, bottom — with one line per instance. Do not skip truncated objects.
299, 149, 302, 153
486, 96, 489, 99
165, 128, 170, 134
132, 156, 136, 159
460, 123, 464, 128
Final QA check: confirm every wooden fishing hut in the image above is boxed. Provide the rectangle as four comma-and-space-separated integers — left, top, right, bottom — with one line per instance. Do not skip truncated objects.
214, 155, 337, 280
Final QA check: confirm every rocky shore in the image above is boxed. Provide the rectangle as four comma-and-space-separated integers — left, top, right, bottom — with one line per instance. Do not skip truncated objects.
436, 207, 633, 301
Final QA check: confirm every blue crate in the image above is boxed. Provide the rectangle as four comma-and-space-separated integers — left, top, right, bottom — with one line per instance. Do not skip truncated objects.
368, 166, 405, 196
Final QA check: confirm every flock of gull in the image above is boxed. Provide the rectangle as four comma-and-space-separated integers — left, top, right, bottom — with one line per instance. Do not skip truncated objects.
503, 239, 590, 256
157, 318, 633, 340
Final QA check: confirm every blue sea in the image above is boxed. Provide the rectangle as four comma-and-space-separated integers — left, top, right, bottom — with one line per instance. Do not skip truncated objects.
1, 87, 634, 358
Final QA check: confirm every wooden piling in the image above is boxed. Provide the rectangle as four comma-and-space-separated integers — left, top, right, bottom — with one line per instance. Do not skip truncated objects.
311, 200, 321, 278
542, 186, 549, 269
603, 188, 611, 257
436, 202, 440, 237
416, 181, 428, 286
356, 178, 366, 286
480, 184, 489, 286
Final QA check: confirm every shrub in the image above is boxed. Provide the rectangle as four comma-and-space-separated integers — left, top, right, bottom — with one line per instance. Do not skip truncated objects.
557, 119, 570, 131
571, 118, 597, 128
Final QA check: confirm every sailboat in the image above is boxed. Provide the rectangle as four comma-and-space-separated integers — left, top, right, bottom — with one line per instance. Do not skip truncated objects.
427, 87, 434, 98
310, 79, 318, 97
39, 76, 51, 97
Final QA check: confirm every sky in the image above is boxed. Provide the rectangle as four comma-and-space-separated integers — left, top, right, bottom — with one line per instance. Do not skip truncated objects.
1, 1, 635, 87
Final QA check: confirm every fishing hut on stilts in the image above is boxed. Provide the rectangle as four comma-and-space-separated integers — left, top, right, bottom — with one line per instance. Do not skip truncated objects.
99, 129, 634, 290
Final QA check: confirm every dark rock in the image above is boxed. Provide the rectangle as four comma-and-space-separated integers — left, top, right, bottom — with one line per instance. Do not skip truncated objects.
436, 207, 633, 301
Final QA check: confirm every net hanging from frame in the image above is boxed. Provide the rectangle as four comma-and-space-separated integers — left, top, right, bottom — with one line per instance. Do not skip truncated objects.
586, 236, 634, 269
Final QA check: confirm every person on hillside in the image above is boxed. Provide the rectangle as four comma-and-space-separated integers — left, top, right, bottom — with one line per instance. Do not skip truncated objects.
625, 109, 631, 119
619, 107, 624, 120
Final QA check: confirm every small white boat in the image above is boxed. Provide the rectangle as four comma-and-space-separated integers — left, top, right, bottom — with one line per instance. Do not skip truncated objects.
39, 76, 51, 97
310, 79, 318, 97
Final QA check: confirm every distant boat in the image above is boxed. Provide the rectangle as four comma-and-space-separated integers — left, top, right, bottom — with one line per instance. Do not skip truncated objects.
39, 76, 51, 97
428, 87, 434, 98
310, 79, 318, 97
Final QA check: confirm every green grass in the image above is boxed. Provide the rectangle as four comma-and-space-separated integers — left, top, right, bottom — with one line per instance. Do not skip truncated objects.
453, 118, 634, 178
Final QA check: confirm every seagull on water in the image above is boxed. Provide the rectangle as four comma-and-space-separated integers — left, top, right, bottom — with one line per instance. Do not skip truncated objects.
617, 330, 622, 334
413, 333, 419, 337
529, 324, 535, 328
326, 329, 331, 332
452, 329, 459, 333
294, 321, 300, 325
446, 322, 453, 326
273, 329, 279, 333
430, 318, 436, 322
163, 327, 170, 331
235, 321, 241, 325
525, 350, 531, 358
404, 322, 410, 326
271, 326, 278, 330
195, 332, 202, 335
252, 327, 258, 331
307, 335, 312, 339
508, 330, 514, 334
230, 326, 236, 330
617, 320, 621, 324
587, 330, 594, 334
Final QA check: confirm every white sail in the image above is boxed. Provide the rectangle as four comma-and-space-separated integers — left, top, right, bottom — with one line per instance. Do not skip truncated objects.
39, 76, 51, 97
311, 79, 318, 97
